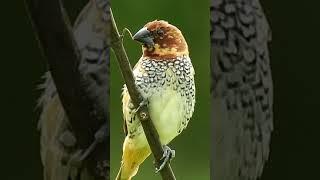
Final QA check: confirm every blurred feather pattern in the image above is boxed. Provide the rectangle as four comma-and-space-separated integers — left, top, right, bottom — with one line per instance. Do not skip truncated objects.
38, 0, 110, 179
210, 0, 273, 179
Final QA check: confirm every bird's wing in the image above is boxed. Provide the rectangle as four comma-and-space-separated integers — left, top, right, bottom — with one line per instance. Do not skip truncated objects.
121, 87, 130, 136
121, 58, 145, 136
210, 0, 273, 179
38, 1, 110, 179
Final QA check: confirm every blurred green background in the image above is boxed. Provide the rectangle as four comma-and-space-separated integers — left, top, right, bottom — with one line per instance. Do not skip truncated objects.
110, 0, 211, 179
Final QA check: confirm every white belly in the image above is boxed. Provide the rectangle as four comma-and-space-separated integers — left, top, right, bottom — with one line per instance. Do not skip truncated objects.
149, 88, 185, 145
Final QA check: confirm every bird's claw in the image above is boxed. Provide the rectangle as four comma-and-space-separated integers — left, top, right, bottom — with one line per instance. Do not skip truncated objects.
132, 98, 149, 114
155, 146, 175, 173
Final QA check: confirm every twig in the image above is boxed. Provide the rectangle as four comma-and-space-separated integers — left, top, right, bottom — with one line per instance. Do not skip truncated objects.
109, 8, 176, 180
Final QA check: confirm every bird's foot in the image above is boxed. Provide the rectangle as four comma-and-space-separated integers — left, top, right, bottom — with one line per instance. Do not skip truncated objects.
132, 98, 149, 115
155, 145, 175, 173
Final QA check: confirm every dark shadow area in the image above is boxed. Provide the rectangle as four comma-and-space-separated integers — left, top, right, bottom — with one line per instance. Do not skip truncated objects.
261, 1, 320, 179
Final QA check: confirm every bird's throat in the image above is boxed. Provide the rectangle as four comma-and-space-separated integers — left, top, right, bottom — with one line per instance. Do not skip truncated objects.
142, 44, 189, 60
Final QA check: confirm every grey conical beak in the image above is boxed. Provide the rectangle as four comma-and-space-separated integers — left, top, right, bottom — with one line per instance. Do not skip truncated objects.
133, 27, 154, 46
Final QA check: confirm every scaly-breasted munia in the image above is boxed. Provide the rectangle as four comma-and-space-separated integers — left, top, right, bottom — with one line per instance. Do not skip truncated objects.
116, 20, 196, 180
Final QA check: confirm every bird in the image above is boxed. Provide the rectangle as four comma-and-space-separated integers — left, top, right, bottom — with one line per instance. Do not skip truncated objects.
116, 20, 196, 180
37, 0, 110, 179
210, 0, 273, 180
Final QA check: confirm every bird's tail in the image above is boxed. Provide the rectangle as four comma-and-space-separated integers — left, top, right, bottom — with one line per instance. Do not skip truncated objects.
115, 137, 151, 180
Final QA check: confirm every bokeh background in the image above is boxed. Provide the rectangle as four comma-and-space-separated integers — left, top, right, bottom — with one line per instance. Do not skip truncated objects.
9, 0, 320, 179
110, 0, 211, 179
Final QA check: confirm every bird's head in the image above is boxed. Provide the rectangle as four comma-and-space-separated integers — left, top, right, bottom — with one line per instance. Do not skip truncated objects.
133, 20, 189, 60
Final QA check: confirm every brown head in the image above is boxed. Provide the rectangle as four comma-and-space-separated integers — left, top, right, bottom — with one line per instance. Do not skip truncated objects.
133, 20, 189, 60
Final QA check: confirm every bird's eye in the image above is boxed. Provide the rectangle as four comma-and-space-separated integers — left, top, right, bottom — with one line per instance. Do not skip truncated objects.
156, 29, 164, 36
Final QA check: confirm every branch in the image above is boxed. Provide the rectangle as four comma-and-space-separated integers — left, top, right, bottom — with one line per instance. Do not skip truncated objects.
25, 0, 109, 178
109, 8, 176, 180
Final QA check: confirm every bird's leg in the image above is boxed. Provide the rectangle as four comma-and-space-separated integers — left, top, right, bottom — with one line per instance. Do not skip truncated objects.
131, 98, 149, 115
155, 145, 176, 173
68, 123, 109, 167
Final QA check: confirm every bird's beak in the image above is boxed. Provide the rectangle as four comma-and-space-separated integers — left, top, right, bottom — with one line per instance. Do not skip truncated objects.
133, 27, 154, 47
